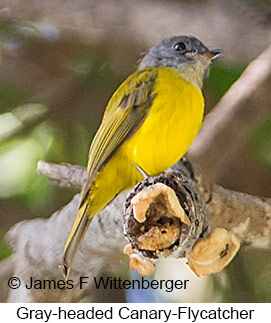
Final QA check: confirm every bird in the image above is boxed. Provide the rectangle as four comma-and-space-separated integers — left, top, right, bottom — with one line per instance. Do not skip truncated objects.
62, 35, 221, 278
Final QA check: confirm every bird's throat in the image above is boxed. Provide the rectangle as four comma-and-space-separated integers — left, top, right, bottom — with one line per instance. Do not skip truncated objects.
177, 58, 210, 89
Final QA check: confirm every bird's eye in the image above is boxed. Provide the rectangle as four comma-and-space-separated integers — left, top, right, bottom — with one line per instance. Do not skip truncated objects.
174, 42, 186, 52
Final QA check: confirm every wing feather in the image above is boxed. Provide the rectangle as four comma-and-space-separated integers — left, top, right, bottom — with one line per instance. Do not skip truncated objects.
80, 68, 157, 204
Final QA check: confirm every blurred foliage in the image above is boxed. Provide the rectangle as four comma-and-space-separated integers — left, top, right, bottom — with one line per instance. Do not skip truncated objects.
206, 63, 245, 102
213, 249, 271, 302
0, 233, 12, 261
248, 118, 271, 168
0, 5, 270, 303
0, 81, 28, 112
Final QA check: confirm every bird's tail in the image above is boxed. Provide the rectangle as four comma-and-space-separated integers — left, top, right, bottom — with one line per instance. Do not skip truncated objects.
61, 199, 92, 279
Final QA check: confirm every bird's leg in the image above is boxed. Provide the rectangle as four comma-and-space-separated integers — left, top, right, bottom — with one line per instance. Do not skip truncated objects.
134, 164, 149, 179
187, 228, 240, 276
130, 182, 190, 225
123, 244, 155, 275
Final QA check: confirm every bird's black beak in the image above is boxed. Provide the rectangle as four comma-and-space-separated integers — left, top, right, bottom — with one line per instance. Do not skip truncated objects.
200, 49, 223, 61
209, 49, 223, 61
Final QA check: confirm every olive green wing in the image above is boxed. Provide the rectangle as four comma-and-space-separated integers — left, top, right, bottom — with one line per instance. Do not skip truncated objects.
80, 68, 157, 204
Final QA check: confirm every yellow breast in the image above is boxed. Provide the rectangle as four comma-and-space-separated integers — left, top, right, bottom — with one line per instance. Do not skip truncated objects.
126, 67, 204, 175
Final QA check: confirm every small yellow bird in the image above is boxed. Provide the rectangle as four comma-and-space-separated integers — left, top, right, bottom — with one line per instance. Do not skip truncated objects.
62, 35, 221, 277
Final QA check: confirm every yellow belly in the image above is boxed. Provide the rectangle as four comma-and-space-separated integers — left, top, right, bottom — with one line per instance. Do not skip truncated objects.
89, 67, 204, 214
126, 67, 204, 175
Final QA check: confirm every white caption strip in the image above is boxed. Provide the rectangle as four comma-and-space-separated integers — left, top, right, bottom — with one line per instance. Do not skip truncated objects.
1, 303, 269, 322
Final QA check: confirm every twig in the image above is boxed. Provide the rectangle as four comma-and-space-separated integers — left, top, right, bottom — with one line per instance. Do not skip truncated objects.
208, 184, 271, 248
37, 161, 86, 189
188, 43, 271, 181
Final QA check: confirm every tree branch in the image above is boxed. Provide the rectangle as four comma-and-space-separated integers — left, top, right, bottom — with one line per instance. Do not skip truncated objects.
4, 191, 128, 302
208, 184, 271, 248
1, 158, 270, 301
36, 161, 271, 250
37, 161, 86, 189
188, 43, 271, 181
122, 164, 271, 276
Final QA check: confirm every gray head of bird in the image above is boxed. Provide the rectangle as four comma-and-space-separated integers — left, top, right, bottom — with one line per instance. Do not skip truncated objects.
139, 35, 222, 88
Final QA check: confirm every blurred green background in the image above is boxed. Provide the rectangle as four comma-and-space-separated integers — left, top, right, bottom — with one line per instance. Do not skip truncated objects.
0, 0, 270, 302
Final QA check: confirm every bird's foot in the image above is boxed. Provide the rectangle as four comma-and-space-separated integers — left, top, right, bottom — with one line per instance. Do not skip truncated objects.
134, 164, 149, 179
